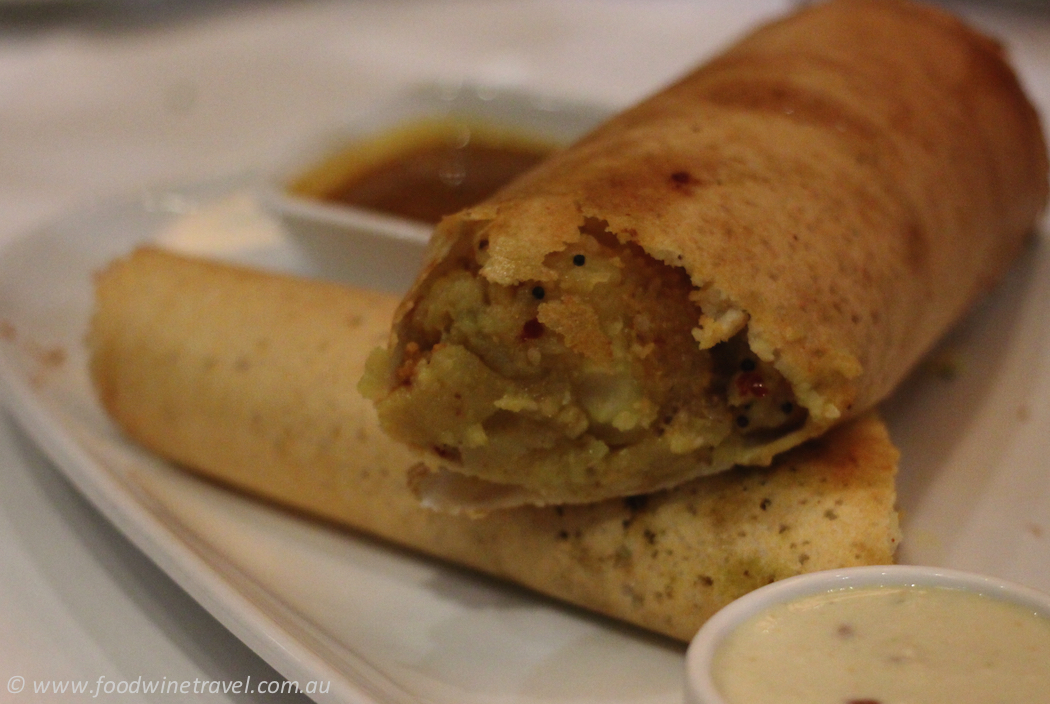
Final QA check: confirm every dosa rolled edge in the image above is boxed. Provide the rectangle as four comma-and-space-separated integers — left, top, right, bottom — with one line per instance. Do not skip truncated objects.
362, 0, 1048, 508
88, 247, 900, 641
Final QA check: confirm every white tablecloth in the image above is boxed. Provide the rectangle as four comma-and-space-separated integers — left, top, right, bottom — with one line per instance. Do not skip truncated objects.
0, 1, 1047, 701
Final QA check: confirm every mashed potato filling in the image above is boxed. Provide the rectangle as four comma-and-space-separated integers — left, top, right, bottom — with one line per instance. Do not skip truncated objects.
364, 221, 806, 503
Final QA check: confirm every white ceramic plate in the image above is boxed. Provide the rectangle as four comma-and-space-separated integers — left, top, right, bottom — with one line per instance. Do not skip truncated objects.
1, 181, 1049, 704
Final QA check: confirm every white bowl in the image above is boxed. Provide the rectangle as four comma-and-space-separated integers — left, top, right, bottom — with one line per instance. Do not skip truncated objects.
684, 564, 1050, 704
261, 82, 609, 292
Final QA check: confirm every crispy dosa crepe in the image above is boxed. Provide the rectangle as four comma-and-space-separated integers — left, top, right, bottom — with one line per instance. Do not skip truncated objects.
89, 247, 900, 641
362, 0, 1048, 508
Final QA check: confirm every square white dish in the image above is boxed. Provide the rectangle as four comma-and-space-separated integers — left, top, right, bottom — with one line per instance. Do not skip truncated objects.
2, 174, 1050, 703
260, 83, 609, 292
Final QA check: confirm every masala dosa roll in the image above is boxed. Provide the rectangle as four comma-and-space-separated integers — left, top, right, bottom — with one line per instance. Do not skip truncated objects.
362, 0, 1048, 508
88, 247, 900, 641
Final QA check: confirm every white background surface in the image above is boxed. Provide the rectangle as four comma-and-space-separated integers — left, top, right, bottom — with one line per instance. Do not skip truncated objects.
0, 1, 1048, 702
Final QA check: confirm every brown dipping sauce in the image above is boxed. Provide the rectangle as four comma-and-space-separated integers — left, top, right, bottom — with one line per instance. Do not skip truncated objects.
290, 121, 553, 225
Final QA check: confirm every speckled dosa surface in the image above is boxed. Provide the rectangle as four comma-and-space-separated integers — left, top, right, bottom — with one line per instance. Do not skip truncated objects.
373, 0, 1048, 506
89, 248, 900, 641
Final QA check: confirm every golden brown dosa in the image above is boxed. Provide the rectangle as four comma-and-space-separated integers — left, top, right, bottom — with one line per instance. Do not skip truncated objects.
364, 0, 1048, 508
89, 247, 900, 641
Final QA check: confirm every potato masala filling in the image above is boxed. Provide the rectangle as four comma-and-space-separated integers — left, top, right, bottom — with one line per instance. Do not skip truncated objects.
363, 220, 806, 503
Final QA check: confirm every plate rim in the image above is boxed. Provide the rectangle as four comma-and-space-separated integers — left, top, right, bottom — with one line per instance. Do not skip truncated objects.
0, 182, 414, 704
